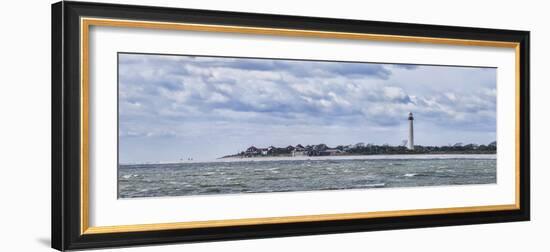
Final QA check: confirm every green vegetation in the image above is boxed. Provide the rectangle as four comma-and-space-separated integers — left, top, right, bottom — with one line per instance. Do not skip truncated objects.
222, 141, 496, 158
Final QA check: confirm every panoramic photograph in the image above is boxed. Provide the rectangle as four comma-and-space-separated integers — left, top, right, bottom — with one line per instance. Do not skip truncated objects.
118, 53, 497, 198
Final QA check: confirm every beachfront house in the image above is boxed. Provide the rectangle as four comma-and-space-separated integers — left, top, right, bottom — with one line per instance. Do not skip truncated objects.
286, 145, 296, 152
319, 148, 343, 156
313, 144, 328, 151
245, 146, 260, 157
292, 144, 307, 157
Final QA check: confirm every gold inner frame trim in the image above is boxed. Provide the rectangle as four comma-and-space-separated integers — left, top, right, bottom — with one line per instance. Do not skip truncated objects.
80, 17, 522, 235
85, 204, 517, 234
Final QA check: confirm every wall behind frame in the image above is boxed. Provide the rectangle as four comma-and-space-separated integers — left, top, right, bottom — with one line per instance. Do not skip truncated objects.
0, 0, 546, 251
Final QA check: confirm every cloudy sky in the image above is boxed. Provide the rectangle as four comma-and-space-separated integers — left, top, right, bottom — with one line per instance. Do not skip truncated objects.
118, 53, 496, 163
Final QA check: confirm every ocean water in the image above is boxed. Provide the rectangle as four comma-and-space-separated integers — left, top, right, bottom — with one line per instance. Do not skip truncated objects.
118, 155, 496, 198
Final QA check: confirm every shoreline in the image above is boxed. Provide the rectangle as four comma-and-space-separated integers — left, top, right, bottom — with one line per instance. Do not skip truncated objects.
121, 153, 497, 166
218, 153, 496, 163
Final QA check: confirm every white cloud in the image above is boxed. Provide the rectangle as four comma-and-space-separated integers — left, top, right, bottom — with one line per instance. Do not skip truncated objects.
118, 53, 497, 162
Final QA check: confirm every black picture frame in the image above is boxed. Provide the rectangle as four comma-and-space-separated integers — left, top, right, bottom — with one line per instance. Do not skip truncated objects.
52, 1, 530, 251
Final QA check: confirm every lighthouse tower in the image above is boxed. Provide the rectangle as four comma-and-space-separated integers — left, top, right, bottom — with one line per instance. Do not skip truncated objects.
407, 112, 414, 150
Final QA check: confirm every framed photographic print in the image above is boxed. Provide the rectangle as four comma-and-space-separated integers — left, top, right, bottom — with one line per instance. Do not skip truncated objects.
52, 1, 530, 250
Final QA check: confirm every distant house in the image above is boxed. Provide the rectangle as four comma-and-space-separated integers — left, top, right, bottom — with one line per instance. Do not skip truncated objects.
292, 150, 307, 157
246, 146, 258, 153
245, 146, 260, 156
465, 144, 479, 150
292, 144, 307, 157
313, 144, 328, 151
319, 148, 342, 156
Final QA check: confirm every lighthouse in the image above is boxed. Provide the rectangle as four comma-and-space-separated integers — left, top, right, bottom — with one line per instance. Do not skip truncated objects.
407, 112, 414, 150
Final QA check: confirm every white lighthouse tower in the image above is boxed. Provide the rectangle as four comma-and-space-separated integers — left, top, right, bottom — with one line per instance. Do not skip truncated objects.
407, 112, 414, 150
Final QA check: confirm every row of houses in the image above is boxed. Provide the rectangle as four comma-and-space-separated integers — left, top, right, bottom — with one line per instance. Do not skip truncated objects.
242, 144, 346, 157
232, 140, 497, 158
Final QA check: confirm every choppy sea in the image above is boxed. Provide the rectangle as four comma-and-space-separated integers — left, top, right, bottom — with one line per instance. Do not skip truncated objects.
118, 154, 496, 198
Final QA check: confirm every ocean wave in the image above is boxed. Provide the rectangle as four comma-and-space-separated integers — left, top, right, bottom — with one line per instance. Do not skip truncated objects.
389, 163, 404, 166
121, 174, 139, 179
363, 183, 386, 188
262, 176, 287, 181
